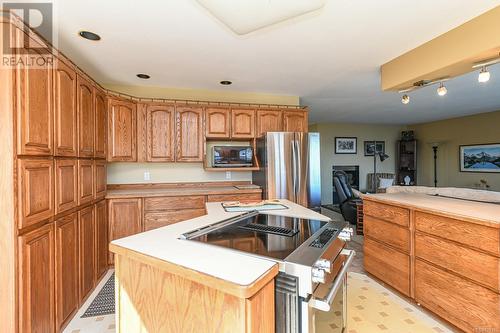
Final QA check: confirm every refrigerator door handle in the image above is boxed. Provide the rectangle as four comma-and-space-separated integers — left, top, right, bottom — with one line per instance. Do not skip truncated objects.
291, 139, 298, 202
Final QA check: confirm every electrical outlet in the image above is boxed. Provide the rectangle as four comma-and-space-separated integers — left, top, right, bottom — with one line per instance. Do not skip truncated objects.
144, 171, 151, 181
225, 171, 231, 180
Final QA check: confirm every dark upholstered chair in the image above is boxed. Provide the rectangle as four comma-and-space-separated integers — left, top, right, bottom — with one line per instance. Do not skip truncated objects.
333, 171, 362, 225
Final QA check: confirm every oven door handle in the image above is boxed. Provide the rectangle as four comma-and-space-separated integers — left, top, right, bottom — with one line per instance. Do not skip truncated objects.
310, 249, 355, 312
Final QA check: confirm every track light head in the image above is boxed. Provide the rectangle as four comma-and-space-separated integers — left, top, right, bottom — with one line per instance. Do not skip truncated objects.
437, 82, 447, 96
478, 66, 491, 83
401, 94, 410, 105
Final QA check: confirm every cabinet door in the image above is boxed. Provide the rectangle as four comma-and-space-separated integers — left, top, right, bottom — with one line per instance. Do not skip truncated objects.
94, 160, 107, 200
54, 158, 78, 214
79, 206, 95, 302
18, 223, 55, 333
54, 60, 77, 157
17, 158, 54, 229
55, 213, 79, 331
175, 106, 203, 162
77, 75, 95, 157
95, 200, 108, 281
146, 104, 175, 162
256, 110, 282, 137
206, 107, 230, 138
94, 89, 107, 158
231, 108, 255, 138
108, 198, 142, 264
283, 111, 308, 132
108, 99, 137, 161
78, 159, 94, 205
16, 36, 53, 156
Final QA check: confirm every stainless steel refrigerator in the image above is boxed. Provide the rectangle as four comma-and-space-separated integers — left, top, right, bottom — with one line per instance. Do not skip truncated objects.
253, 132, 321, 210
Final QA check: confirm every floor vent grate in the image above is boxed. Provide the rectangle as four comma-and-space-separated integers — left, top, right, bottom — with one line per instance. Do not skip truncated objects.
81, 273, 115, 318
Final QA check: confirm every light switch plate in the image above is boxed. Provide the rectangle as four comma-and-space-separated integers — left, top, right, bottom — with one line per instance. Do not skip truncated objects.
144, 171, 151, 181
225, 171, 231, 180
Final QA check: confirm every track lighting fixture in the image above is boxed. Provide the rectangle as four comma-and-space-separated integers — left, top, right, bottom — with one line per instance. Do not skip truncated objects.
437, 82, 447, 96
478, 66, 490, 83
401, 94, 410, 104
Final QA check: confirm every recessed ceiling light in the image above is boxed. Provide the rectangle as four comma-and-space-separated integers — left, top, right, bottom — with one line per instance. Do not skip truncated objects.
220, 80, 232, 85
78, 30, 101, 41
137, 74, 150, 79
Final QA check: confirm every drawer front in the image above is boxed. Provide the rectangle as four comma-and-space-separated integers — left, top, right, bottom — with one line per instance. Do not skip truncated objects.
363, 200, 409, 227
415, 211, 499, 256
144, 196, 205, 211
144, 209, 206, 231
364, 216, 410, 253
415, 259, 500, 333
207, 193, 262, 203
364, 238, 410, 296
415, 232, 499, 292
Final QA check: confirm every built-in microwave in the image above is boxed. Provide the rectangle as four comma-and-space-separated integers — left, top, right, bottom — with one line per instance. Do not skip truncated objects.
213, 146, 253, 167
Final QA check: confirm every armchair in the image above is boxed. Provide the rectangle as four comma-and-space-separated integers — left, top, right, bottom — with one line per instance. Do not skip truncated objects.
333, 170, 362, 225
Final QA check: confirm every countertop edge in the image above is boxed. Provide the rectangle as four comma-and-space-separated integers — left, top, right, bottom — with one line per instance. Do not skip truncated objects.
105, 188, 262, 199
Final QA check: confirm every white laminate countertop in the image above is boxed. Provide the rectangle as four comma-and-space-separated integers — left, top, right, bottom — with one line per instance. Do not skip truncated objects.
110, 199, 331, 286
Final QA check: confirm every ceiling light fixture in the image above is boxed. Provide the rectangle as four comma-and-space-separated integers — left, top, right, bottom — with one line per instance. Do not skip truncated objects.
78, 30, 101, 41
478, 66, 490, 83
437, 82, 447, 96
220, 80, 232, 85
401, 94, 410, 105
136, 74, 150, 79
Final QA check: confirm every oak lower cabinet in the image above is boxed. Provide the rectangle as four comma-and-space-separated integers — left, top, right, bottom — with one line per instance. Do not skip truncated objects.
18, 223, 55, 333
108, 98, 137, 162
77, 75, 95, 157
108, 198, 142, 264
206, 107, 230, 138
95, 200, 108, 281
54, 158, 78, 214
256, 110, 282, 137
146, 104, 175, 162
143, 196, 206, 231
207, 193, 262, 202
283, 111, 308, 132
55, 213, 79, 331
79, 206, 96, 302
175, 106, 204, 162
54, 59, 77, 157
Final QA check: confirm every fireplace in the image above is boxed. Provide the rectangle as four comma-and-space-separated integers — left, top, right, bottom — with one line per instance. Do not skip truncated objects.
332, 165, 360, 204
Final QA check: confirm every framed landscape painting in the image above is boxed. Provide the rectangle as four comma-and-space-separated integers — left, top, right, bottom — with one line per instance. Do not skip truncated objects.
460, 143, 500, 173
335, 137, 357, 154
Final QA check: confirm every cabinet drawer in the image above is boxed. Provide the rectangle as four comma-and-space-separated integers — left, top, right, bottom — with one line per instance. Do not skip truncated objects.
364, 238, 410, 296
364, 216, 410, 253
144, 196, 205, 211
207, 193, 262, 203
415, 259, 500, 333
363, 200, 409, 227
144, 209, 206, 231
415, 232, 499, 292
415, 211, 499, 256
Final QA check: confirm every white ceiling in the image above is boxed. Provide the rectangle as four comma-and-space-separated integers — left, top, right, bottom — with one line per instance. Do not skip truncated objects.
55, 0, 500, 124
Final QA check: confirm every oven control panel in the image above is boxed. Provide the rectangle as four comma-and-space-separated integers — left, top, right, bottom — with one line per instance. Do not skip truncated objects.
309, 227, 338, 249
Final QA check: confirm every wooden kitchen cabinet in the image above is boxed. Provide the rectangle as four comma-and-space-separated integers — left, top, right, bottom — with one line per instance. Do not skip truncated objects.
207, 193, 262, 202
94, 159, 107, 200
94, 89, 107, 159
78, 159, 94, 206
108, 198, 142, 264
18, 223, 55, 333
17, 158, 54, 229
175, 106, 204, 162
95, 200, 108, 281
55, 213, 79, 331
54, 59, 77, 157
206, 107, 231, 138
283, 111, 308, 132
77, 75, 95, 157
231, 108, 255, 138
54, 158, 78, 214
108, 98, 137, 161
256, 110, 282, 137
143, 195, 206, 231
79, 205, 95, 302
146, 104, 175, 162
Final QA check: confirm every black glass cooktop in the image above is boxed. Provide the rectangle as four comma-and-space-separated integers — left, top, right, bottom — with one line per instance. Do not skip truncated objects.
190, 214, 329, 260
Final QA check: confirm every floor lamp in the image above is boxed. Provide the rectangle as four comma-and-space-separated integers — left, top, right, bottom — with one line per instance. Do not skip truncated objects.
372, 142, 389, 193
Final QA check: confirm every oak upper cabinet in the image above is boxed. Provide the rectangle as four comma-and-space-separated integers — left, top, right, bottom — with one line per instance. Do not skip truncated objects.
283, 111, 308, 132
55, 213, 79, 331
94, 159, 107, 200
78, 159, 94, 206
108, 198, 142, 264
94, 89, 107, 158
79, 205, 95, 302
108, 99, 137, 161
256, 110, 283, 137
175, 106, 204, 162
95, 200, 108, 281
146, 104, 175, 162
18, 223, 55, 333
206, 107, 230, 138
54, 59, 77, 157
231, 108, 255, 138
54, 158, 78, 215
17, 158, 54, 229
77, 75, 95, 157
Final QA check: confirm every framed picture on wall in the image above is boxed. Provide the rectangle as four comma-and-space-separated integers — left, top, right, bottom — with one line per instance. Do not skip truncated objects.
459, 143, 500, 173
364, 141, 385, 156
335, 137, 357, 154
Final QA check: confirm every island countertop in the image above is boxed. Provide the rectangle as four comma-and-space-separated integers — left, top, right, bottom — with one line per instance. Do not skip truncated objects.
109, 199, 331, 297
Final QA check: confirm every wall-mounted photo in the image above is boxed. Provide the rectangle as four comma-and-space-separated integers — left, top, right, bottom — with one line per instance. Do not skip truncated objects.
364, 141, 385, 156
335, 137, 357, 154
460, 143, 500, 173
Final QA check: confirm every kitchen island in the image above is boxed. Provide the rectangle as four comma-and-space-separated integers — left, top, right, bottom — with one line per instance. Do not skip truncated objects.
362, 192, 500, 333
109, 200, 331, 333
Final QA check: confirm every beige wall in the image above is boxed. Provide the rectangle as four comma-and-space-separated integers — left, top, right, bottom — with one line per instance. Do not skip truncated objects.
310, 123, 405, 204
409, 110, 500, 191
